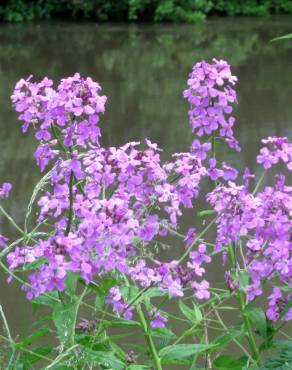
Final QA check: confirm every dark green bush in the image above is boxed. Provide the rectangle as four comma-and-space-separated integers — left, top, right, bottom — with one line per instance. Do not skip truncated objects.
0, 0, 292, 22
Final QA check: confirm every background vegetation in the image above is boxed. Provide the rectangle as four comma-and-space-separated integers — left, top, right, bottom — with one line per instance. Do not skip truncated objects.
1, 0, 292, 23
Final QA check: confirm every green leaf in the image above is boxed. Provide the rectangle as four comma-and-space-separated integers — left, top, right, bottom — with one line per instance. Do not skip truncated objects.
52, 302, 76, 345
262, 342, 292, 369
83, 348, 125, 369
149, 327, 176, 339
179, 301, 202, 325
197, 209, 216, 217
16, 257, 47, 272
109, 340, 127, 360
120, 285, 139, 301
78, 277, 99, 292
16, 327, 50, 349
211, 329, 244, 350
17, 345, 52, 366
181, 326, 200, 338
159, 343, 215, 365
98, 278, 117, 294
126, 366, 151, 370
244, 307, 267, 338
271, 33, 292, 42
109, 318, 141, 328
32, 291, 59, 306
65, 271, 79, 295
280, 299, 292, 319
143, 287, 167, 299
213, 355, 247, 369
238, 270, 250, 289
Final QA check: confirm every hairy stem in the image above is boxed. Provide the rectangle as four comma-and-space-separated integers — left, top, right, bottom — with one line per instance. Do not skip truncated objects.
178, 218, 216, 264
0, 205, 24, 235
0, 304, 15, 367
65, 170, 74, 236
136, 303, 162, 370
228, 245, 261, 366
252, 171, 266, 195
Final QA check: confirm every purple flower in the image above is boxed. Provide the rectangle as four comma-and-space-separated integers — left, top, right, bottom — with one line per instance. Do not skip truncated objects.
0, 234, 8, 248
184, 59, 240, 151
150, 311, 168, 328
106, 287, 134, 320
257, 137, 292, 171
0, 183, 12, 199
245, 282, 262, 301
208, 158, 223, 181
191, 139, 211, 160
184, 227, 196, 248
222, 162, 238, 180
192, 280, 210, 300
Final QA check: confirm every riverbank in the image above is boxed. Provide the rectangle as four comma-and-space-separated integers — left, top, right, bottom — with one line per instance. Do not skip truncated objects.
1, 0, 292, 23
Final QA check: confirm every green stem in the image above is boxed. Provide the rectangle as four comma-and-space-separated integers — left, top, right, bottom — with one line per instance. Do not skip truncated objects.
228, 245, 261, 366
178, 218, 216, 264
252, 171, 266, 195
211, 131, 216, 158
237, 292, 261, 366
51, 124, 66, 153
46, 344, 79, 369
122, 275, 162, 370
213, 308, 254, 363
136, 303, 162, 370
0, 304, 15, 368
0, 334, 53, 364
0, 205, 25, 235
70, 287, 87, 347
65, 170, 74, 236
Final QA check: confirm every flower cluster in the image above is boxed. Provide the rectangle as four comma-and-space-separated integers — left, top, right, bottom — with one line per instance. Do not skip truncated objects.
106, 287, 134, 320
207, 172, 292, 320
5, 59, 292, 329
183, 58, 240, 152
257, 136, 292, 170
11, 73, 107, 172
7, 73, 214, 317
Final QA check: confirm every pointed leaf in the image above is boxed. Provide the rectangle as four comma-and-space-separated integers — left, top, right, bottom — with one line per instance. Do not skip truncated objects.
179, 301, 202, 325
213, 355, 247, 369
160, 343, 215, 364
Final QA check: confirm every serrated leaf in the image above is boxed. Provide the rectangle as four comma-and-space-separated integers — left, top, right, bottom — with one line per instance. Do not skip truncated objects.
144, 287, 167, 298
211, 330, 244, 350
32, 291, 59, 306
213, 355, 247, 369
262, 343, 292, 369
245, 307, 267, 338
16, 327, 50, 349
65, 271, 79, 295
149, 327, 176, 339
110, 340, 127, 360
83, 348, 125, 369
179, 301, 202, 325
159, 343, 215, 364
120, 285, 139, 301
53, 302, 77, 345
16, 257, 47, 272
17, 345, 52, 366
181, 326, 200, 337
110, 319, 141, 328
